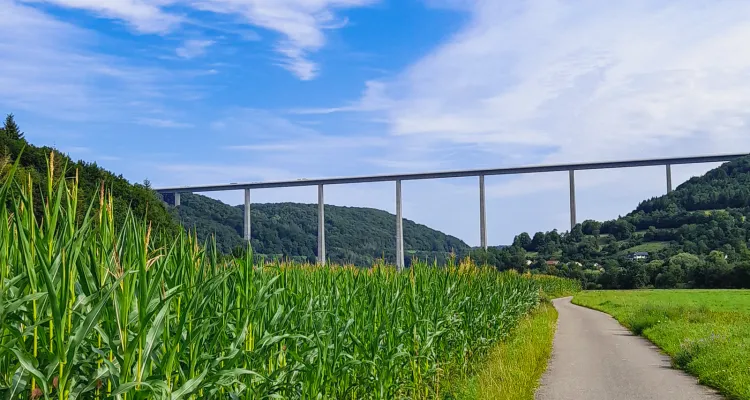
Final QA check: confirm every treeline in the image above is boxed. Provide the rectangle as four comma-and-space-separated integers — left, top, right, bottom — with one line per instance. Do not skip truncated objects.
175, 192, 470, 266
469, 155, 750, 289
470, 235, 750, 290
0, 113, 180, 238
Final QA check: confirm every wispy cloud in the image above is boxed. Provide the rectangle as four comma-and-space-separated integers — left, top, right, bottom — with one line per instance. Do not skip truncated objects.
187, 0, 379, 79
226, 134, 387, 153
23, 0, 378, 80
137, 118, 194, 129
59, 145, 91, 154
318, 0, 750, 189
176, 39, 214, 59
395, 1, 750, 158
0, 0, 194, 121
254, 0, 750, 244
11, 0, 750, 246
153, 163, 298, 189
287, 81, 393, 114
22, 0, 182, 33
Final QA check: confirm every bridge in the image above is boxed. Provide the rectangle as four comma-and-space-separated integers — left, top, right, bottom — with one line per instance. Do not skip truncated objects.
155, 153, 747, 270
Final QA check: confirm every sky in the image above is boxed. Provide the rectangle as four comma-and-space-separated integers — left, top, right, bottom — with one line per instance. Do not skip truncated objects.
3, 0, 750, 246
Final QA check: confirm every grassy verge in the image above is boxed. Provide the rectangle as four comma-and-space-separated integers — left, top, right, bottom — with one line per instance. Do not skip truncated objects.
442, 277, 579, 399
447, 301, 559, 400
574, 290, 750, 400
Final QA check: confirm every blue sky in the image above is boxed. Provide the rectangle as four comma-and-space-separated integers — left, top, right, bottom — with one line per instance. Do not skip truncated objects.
3, 0, 750, 246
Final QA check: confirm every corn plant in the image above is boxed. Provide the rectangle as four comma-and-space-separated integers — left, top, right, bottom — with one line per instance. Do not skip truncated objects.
0, 153, 577, 399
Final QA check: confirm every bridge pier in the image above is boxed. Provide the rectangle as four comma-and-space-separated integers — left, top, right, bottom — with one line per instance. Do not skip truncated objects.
569, 170, 576, 230
174, 192, 180, 207
244, 189, 251, 242
479, 175, 487, 250
666, 164, 673, 193
318, 184, 325, 265
396, 180, 404, 270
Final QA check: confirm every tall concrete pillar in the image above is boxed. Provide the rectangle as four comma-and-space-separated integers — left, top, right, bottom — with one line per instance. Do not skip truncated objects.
244, 188, 251, 242
174, 192, 180, 207
666, 164, 673, 193
318, 184, 326, 265
396, 180, 404, 271
479, 175, 487, 250
569, 170, 577, 230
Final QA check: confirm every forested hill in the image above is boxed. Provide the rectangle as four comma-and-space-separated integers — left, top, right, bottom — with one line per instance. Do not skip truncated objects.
175, 192, 470, 266
634, 156, 750, 214
0, 114, 180, 237
472, 155, 750, 290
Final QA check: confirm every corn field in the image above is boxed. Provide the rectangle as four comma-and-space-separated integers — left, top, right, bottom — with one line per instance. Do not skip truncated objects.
0, 155, 576, 399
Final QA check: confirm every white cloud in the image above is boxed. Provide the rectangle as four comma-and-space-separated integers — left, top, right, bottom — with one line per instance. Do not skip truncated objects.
59, 145, 91, 154
285, 0, 750, 244
288, 81, 393, 114
21, 0, 181, 33
185, 0, 379, 79
154, 163, 296, 186
175, 39, 214, 59
22, 0, 378, 79
137, 117, 194, 128
377, 0, 750, 163
0, 0, 178, 120
12, 0, 750, 247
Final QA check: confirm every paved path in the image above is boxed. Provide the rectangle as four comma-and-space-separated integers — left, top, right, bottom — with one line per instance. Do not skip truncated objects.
535, 297, 722, 400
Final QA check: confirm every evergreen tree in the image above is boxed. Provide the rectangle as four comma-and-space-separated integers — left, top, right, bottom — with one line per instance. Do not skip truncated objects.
3, 114, 24, 140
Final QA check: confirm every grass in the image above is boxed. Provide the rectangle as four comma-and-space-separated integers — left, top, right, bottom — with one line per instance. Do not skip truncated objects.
574, 290, 750, 400
619, 241, 669, 254
0, 153, 580, 399
448, 302, 558, 400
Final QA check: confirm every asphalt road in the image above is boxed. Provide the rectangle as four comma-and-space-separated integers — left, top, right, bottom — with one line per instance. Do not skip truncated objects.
534, 297, 722, 400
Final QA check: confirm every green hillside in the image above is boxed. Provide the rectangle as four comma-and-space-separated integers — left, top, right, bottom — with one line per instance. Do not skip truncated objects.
0, 114, 180, 238
175, 193, 470, 266
472, 155, 750, 289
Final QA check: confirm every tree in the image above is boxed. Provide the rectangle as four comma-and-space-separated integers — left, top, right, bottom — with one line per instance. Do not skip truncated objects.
568, 224, 584, 243
655, 263, 685, 288
507, 246, 528, 270
606, 219, 635, 240
643, 226, 658, 241
530, 232, 546, 251
513, 232, 532, 250
698, 250, 732, 288
734, 261, 750, 288
3, 114, 24, 140
657, 252, 702, 288
581, 220, 602, 235
547, 229, 561, 244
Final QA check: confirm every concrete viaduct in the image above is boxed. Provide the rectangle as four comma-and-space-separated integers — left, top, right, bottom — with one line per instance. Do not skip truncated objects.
155, 153, 747, 270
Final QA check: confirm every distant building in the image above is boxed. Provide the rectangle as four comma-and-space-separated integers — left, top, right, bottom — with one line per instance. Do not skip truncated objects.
526, 259, 533, 266
546, 260, 560, 266
626, 252, 649, 261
